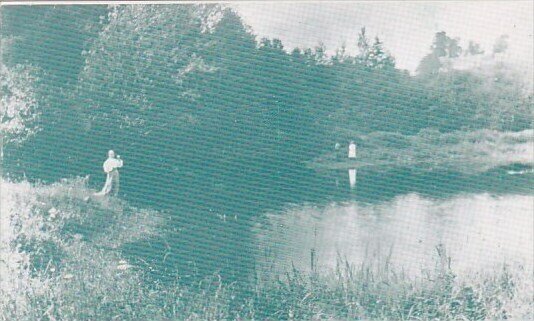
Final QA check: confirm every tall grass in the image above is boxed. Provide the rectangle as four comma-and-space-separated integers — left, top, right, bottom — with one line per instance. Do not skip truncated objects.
0, 178, 163, 321
246, 248, 531, 321
1, 178, 532, 320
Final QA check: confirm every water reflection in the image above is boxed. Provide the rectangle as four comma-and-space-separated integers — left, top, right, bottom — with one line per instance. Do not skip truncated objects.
348, 169, 357, 189
255, 193, 533, 276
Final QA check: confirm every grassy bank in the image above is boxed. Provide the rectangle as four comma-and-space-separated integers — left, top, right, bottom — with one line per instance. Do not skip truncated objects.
309, 129, 534, 174
1, 179, 532, 320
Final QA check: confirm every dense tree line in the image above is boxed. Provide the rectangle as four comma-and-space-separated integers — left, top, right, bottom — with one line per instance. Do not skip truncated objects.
2, 5, 531, 206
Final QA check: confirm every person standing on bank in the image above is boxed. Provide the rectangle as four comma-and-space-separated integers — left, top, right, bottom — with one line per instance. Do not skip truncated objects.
348, 141, 357, 159
95, 150, 123, 196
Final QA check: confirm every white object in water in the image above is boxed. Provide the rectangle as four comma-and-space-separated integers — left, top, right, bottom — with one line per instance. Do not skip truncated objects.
349, 169, 357, 188
348, 142, 357, 158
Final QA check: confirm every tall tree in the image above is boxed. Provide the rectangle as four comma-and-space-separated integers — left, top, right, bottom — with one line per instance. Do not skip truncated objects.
367, 37, 395, 69
432, 31, 449, 57
357, 27, 371, 65
417, 31, 463, 75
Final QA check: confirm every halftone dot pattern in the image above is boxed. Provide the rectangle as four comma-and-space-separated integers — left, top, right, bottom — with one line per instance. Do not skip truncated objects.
235, 1, 533, 73
1, 2, 533, 320
236, 1, 534, 276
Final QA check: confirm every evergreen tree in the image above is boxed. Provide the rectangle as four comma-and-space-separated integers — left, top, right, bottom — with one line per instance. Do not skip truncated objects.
357, 27, 370, 65
332, 43, 349, 64
367, 37, 395, 69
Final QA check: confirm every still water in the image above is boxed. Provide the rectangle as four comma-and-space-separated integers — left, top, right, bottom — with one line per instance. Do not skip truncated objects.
118, 161, 533, 284
255, 184, 533, 276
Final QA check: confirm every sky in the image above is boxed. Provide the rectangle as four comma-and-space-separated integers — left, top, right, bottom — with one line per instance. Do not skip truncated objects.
233, 1, 533, 73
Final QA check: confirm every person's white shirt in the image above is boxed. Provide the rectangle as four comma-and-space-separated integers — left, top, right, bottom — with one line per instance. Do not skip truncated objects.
348, 142, 357, 158
103, 157, 123, 173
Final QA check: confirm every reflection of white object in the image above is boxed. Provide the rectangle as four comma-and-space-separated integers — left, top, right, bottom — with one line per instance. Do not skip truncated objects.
348, 143, 356, 158
349, 169, 357, 188
508, 169, 534, 175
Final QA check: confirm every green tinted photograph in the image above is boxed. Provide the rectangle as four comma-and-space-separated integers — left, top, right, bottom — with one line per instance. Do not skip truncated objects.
1, 1, 532, 320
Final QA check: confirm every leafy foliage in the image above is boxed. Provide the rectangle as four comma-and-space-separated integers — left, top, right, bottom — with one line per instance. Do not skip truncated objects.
0, 63, 40, 146
3, 5, 530, 181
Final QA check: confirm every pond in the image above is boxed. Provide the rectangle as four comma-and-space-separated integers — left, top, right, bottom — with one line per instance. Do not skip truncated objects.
119, 161, 533, 285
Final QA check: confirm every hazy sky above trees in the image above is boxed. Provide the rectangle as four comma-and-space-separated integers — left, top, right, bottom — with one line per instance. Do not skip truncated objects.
233, 1, 533, 73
